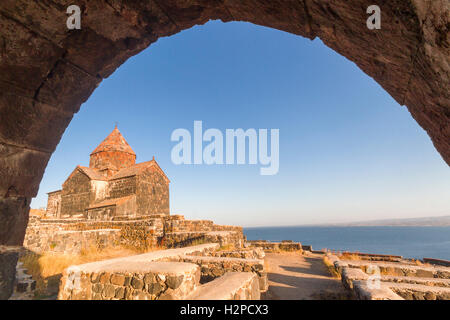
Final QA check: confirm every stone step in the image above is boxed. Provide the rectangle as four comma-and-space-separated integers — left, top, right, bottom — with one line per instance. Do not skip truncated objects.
187, 272, 260, 300
16, 279, 36, 293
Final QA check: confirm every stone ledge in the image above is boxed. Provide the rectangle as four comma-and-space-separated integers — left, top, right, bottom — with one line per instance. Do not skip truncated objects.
187, 272, 260, 300
176, 255, 267, 292
341, 267, 369, 290
352, 280, 404, 300
381, 275, 450, 288
342, 260, 450, 279
388, 282, 450, 300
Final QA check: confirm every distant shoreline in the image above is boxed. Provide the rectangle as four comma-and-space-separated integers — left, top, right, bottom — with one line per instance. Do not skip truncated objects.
244, 215, 450, 228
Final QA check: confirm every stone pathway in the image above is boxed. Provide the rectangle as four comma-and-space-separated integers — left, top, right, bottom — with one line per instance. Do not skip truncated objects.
263, 252, 349, 300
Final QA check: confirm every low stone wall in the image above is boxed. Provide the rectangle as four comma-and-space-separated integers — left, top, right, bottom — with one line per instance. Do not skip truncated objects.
32, 229, 121, 255
247, 240, 302, 251
58, 261, 200, 300
340, 251, 403, 262
163, 231, 244, 249
342, 260, 450, 279
187, 272, 260, 300
423, 258, 450, 268
208, 248, 265, 260
24, 216, 164, 253
340, 266, 450, 300
164, 217, 243, 234
174, 255, 268, 292
58, 244, 262, 300
330, 253, 450, 300
24, 215, 245, 254
390, 283, 450, 300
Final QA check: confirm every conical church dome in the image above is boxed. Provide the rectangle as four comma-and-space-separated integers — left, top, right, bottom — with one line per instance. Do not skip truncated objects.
91, 127, 135, 156
89, 127, 136, 176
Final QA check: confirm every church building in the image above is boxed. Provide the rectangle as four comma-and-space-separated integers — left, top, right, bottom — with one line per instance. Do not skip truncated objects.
46, 127, 170, 220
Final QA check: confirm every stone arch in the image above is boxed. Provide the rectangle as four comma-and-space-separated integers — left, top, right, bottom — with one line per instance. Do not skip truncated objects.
0, 0, 448, 297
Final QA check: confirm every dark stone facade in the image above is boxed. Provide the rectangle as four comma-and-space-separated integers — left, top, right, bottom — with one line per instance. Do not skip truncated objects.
47, 128, 170, 219
60, 169, 91, 217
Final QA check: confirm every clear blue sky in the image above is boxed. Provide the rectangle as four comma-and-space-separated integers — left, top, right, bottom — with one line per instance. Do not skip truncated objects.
31, 21, 450, 227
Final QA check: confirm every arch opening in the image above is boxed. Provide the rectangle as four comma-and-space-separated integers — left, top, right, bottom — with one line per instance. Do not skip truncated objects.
0, 0, 448, 298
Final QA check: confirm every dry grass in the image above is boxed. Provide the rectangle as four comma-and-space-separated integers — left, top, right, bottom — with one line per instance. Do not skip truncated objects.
339, 253, 362, 261
20, 244, 163, 299
218, 244, 235, 251
322, 256, 340, 278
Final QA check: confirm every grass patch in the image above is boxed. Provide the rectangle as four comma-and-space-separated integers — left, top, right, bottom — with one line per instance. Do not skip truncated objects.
20, 244, 163, 299
323, 256, 340, 278
339, 253, 362, 261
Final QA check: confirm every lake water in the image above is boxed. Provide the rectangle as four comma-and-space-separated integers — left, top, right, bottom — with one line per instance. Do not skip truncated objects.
244, 226, 450, 260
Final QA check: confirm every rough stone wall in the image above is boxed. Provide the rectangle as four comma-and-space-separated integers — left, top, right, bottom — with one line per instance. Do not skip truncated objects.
107, 177, 136, 200
331, 253, 450, 300
247, 240, 303, 251
164, 218, 243, 234
46, 191, 61, 218
86, 196, 137, 220
23, 214, 245, 255
26, 229, 121, 255
163, 231, 244, 249
58, 262, 201, 300
86, 205, 117, 221
23, 216, 163, 253
208, 248, 265, 260
173, 255, 267, 291
136, 169, 169, 215
60, 170, 91, 217
90, 151, 136, 174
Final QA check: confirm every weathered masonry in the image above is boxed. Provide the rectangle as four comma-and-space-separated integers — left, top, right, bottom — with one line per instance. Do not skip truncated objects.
0, 0, 448, 299
46, 127, 170, 220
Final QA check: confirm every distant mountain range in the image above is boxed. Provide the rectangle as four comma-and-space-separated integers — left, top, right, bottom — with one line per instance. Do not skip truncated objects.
328, 215, 450, 227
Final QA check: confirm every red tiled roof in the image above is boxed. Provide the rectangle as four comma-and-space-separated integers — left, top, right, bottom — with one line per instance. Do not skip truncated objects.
90, 127, 135, 156
78, 166, 107, 181
110, 160, 170, 183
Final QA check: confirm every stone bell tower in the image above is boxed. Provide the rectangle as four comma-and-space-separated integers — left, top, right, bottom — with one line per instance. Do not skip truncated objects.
89, 126, 136, 178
